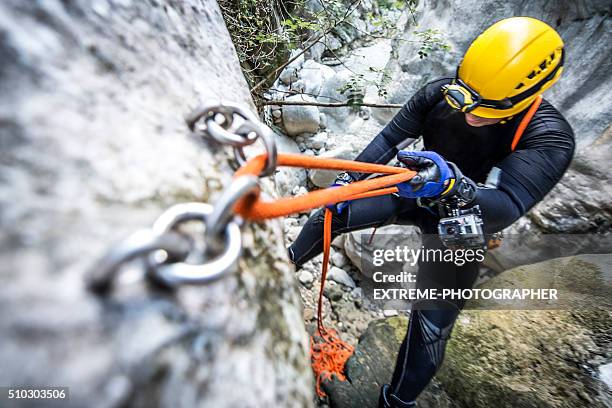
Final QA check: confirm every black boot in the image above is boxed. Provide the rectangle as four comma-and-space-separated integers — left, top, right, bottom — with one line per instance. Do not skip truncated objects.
378, 384, 416, 408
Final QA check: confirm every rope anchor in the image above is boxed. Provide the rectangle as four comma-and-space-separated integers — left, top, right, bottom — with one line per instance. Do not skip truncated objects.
88, 101, 416, 398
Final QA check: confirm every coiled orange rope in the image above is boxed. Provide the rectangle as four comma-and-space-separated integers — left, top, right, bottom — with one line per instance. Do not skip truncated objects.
233, 153, 415, 397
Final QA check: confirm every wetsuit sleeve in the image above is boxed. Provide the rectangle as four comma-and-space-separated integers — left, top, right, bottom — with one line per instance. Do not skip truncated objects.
348, 78, 448, 180
472, 117, 575, 233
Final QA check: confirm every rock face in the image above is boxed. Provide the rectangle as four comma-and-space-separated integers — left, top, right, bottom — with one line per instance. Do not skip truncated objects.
387, 0, 611, 145
439, 254, 612, 408
484, 114, 612, 273
0, 1, 311, 407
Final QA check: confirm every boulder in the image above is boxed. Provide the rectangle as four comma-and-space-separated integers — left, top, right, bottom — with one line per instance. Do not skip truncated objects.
439, 254, 612, 408
327, 267, 356, 289
299, 59, 336, 96
318, 71, 354, 129
308, 146, 358, 187
344, 225, 422, 276
326, 254, 612, 408
279, 49, 305, 85
324, 317, 454, 408
485, 127, 612, 272
271, 131, 308, 197
0, 1, 311, 406
282, 95, 321, 136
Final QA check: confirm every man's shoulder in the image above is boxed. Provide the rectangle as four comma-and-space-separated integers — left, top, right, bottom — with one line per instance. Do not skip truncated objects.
526, 99, 574, 138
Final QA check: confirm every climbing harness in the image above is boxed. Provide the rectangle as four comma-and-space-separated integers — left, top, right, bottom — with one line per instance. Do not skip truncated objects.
87, 101, 416, 397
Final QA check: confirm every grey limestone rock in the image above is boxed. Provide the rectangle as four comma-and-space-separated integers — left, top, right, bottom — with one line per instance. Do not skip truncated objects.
0, 1, 312, 407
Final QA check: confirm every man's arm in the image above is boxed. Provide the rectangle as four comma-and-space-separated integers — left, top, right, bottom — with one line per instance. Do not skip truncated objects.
348, 78, 448, 180
394, 107, 575, 234
473, 121, 575, 233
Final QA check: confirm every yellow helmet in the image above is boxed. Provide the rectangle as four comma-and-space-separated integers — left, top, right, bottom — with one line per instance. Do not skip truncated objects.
443, 17, 564, 118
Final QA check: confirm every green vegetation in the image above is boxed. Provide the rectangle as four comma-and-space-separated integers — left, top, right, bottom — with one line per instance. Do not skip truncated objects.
414, 28, 452, 59
218, 0, 451, 104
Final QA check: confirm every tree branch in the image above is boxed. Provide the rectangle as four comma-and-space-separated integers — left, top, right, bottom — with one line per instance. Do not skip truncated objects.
260, 99, 402, 108
249, 0, 362, 94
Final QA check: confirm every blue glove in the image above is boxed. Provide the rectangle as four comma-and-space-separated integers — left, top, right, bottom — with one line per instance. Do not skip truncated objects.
395, 151, 455, 198
326, 172, 355, 214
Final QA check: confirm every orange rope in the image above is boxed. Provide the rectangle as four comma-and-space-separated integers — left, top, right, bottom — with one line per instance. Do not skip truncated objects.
511, 94, 542, 151
231, 154, 415, 397
233, 153, 415, 220
310, 208, 355, 397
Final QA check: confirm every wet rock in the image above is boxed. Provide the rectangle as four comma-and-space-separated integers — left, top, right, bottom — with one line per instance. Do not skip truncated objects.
327, 267, 356, 289
282, 95, 320, 136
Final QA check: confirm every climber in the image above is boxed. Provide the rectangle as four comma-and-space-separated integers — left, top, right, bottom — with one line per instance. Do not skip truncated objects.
287, 17, 575, 407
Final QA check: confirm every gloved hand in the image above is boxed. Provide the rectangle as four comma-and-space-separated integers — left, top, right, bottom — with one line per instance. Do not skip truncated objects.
395, 151, 454, 198
326, 172, 356, 214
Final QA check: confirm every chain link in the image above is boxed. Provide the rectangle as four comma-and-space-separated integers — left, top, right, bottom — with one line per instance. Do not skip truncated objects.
88, 102, 278, 293
146, 203, 243, 287
187, 101, 278, 176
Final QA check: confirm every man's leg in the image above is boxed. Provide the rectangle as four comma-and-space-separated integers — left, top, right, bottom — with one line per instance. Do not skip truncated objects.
288, 194, 420, 267
381, 227, 480, 407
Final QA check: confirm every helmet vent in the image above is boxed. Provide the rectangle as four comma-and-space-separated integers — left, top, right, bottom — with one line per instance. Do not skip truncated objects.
527, 71, 537, 79
515, 82, 525, 90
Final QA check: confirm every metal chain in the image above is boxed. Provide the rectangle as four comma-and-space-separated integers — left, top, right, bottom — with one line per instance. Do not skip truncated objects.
187, 101, 278, 176
88, 102, 278, 294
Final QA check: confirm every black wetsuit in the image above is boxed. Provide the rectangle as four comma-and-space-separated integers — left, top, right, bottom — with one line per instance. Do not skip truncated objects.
289, 78, 574, 406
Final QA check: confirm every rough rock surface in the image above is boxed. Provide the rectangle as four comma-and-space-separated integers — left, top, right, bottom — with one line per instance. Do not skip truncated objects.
271, 131, 308, 196
0, 1, 311, 407
326, 255, 612, 408
439, 254, 612, 408
282, 95, 321, 136
344, 225, 422, 276
308, 146, 357, 187
324, 316, 455, 408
